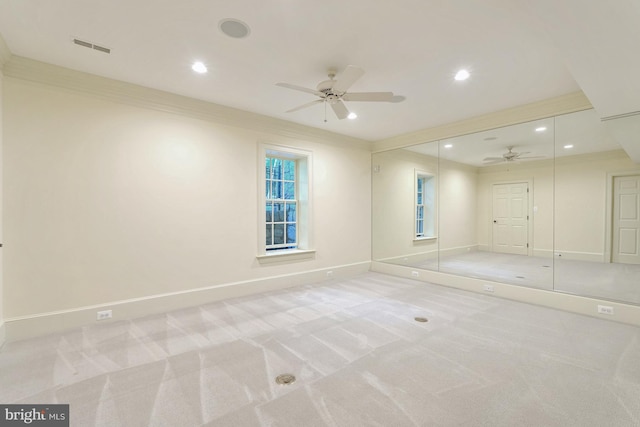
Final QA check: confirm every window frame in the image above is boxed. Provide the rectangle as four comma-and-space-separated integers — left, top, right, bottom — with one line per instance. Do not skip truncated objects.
257, 143, 314, 262
414, 169, 437, 241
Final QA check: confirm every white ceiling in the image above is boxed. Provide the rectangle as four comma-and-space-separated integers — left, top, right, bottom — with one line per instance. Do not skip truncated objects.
405, 109, 622, 167
0, 0, 585, 141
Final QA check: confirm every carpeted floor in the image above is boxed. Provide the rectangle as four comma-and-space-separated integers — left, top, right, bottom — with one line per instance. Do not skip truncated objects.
411, 251, 640, 305
1, 272, 639, 426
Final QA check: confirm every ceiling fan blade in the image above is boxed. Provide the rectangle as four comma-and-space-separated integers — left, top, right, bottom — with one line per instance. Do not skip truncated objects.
332, 65, 365, 93
342, 92, 394, 102
514, 151, 531, 157
285, 99, 324, 113
276, 82, 325, 97
331, 100, 350, 120
483, 156, 504, 161
483, 159, 505, 165
518, 155, 546, 160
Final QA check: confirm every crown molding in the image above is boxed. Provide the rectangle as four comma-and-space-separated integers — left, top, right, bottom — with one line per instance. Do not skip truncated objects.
3, 55, 371, 150
372, 91, 593, 152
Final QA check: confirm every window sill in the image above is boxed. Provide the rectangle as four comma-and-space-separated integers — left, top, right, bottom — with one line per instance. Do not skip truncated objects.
256, 249, 316, 264
414, 236, 437, 242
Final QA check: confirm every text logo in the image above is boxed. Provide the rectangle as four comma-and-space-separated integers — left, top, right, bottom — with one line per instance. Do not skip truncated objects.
0, 405, 69, 426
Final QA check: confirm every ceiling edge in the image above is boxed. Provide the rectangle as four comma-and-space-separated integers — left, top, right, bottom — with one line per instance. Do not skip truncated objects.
372, 91, 593, 153
3, 55, 371, 151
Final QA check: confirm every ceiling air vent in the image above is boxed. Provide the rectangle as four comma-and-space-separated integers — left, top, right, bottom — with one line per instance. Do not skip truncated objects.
73, 38, 111, 54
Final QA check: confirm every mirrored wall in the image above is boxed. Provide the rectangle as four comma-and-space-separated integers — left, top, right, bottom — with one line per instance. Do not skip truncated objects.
372, 109, 640, 305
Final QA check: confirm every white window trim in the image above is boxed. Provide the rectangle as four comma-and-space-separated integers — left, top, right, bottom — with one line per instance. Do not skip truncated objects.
257, 142, 314, 262
415, 169, 437, 240
413, 236, 438, 242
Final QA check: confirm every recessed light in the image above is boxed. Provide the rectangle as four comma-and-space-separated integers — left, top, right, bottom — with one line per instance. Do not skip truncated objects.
454, 69, 470, 81
444, 144, 453, 148
535, 126, 547, 132
347, 112, 357, 120
192, 61, 207, 74
219, 19, 251, 39
564, 144, 574, 149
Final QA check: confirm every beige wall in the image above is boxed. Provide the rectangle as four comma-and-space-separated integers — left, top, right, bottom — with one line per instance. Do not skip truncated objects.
439, 157, 478, 253
3, 76, 372, 319
372, 149, 477, 262
555, 150, 639, 260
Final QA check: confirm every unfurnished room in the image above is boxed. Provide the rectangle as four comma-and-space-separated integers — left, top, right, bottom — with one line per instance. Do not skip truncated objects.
0, 1, 640, 426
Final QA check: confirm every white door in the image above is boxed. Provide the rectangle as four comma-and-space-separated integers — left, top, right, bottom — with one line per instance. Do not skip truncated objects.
612, 175, 640, 264
492, 182, 529, 255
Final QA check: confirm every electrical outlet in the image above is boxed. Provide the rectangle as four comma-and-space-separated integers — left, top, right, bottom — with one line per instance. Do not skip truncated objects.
326, 270, 333, 278
97, 309, 112, 321
483, 284, 494, 293
411, 271, 419, 278
597, 305, 614, 315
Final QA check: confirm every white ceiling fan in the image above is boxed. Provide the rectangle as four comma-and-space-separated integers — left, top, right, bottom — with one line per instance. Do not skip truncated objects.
276, 65, 403, 120
483, 146, 545, 164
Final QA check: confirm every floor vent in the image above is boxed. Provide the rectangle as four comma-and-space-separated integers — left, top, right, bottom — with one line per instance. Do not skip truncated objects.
275, 374, 296, 385
73, 38, 111, 54
414, 317, 429, 323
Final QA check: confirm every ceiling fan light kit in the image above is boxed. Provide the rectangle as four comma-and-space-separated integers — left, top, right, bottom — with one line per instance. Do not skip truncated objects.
276, 65, 401, 121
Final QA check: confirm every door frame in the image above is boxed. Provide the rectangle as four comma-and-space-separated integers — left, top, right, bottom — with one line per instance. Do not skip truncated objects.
605, 170, 640, 263
490, 179, 534, 256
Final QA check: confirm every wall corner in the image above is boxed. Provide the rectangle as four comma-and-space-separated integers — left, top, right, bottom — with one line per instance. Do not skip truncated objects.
0, 33, 12, 69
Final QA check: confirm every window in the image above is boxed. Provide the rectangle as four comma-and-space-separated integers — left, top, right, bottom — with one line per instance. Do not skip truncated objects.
265, 157, 297, 250
415, 170, 436, 239
258, 144, 313, 260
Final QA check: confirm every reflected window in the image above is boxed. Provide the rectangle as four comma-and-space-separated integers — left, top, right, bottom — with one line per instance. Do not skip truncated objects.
416, 171, 436, 239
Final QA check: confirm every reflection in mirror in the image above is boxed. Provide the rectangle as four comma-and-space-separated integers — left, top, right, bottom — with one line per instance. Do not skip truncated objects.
554, 109, 640, 304
372, 142, 439, 272
372, 117, 556, 290
435, 118, 555, 290
373, 108, 640, 305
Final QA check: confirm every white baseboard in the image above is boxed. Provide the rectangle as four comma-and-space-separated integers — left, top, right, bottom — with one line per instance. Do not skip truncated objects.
4, 261, 371, 342
371, 261, 640, 327
439, 244, 478, 257
553, 250, 605, 262
376, 251, 438, 265
376, 244, 478, 266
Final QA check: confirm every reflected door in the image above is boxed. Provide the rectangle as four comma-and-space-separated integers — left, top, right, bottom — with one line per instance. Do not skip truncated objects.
612, 175, 640, 264
492, 182, 528, 255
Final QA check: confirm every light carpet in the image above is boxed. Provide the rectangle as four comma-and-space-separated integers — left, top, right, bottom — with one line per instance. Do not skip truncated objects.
1, 272, 639, 426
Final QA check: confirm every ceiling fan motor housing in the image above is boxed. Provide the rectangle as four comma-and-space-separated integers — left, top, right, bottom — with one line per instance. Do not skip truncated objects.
317, 79, 336, 93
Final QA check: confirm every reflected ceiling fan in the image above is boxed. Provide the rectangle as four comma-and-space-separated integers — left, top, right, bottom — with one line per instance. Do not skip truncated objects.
483, 146, 545, 164
276, 65, 403, 121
